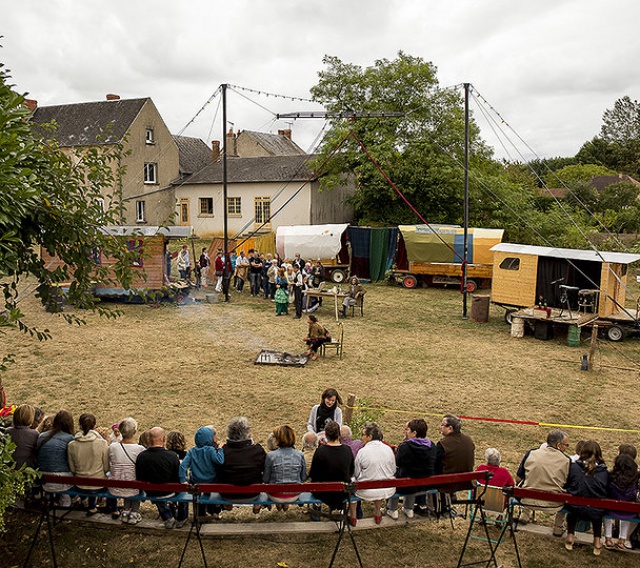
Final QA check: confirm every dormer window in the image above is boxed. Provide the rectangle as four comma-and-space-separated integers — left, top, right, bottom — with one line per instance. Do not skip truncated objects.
145, 128, 155, 144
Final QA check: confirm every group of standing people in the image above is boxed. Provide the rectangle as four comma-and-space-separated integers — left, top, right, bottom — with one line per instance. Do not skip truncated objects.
174, 245, 226, 292
234, 250, 325, 320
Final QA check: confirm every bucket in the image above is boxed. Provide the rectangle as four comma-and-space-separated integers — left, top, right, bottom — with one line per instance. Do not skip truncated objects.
567, 325, 581, 347
470, 294, 490, 323
511, 317, 525, 338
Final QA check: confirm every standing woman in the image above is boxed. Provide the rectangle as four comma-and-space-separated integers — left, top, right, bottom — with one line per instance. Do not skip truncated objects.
307, 388, 343, 433
564, 440, 609, 555
67, 413, 109, 516
303, 315, 331, 361
274, 267, 289, 316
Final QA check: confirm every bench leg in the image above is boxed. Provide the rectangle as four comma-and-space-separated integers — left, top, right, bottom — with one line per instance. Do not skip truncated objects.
328, 502, 363, 568
178, 497, 208, 568
23, 499, 58, 568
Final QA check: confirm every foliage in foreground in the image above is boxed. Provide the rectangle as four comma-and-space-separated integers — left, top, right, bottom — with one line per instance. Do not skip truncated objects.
0, 436, 38, 533
0, 60, 143, 535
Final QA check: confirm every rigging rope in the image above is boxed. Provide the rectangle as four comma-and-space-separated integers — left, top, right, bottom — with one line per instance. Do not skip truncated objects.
469, 86, 638, 309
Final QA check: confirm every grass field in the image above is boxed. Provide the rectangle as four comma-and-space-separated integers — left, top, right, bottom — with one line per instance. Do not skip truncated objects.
2, 280, 640, 566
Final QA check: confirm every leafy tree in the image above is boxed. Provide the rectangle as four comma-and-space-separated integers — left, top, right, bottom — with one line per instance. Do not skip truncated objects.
575, 136, 619, 169
575, 97, 640, 178
310, 52, 492, 225
543, 163, 616, 187
526, 156, 577, 187
0, 437, 38, 533
0, 63, 140, 529
601, 96, 640, 144
597, 181, 640, 213
0, 63, 142, 337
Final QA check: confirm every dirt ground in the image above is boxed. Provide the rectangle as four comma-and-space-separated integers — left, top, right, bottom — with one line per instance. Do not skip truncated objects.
2, 280, 640, 566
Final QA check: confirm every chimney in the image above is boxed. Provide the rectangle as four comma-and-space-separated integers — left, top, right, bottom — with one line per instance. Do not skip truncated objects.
106, 94, 120, 101
212, 140, 220, 162
24, 99, 38, 112
278, 129, 292, 140
225, 128, 237, 157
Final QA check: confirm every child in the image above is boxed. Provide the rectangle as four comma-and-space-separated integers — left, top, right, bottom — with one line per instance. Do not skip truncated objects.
166, 431, 187, 460
604, 453, 639, 550
179, 426, 225, 522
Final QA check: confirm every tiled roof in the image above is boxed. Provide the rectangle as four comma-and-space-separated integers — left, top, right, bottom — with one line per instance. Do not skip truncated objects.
182, 155, 318, 184
591, 175, 640, 193
173, 135, 212, 175
537, 187, 567, 198
29, 98, 149, 146
239, 130, 305, 156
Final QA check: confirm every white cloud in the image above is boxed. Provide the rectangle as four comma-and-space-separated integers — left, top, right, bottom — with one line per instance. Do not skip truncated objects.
3, 0, 640, 160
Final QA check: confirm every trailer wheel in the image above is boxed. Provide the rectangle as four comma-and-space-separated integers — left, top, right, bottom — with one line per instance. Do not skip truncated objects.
606, 325, 626, 342
402, 275, 419, 289
330, 269, 346, 283
465, 280, 478, 293
504, 309, 516, 325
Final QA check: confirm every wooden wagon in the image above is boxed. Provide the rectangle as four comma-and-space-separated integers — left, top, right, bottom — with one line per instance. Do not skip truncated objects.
490, 243, 640, 341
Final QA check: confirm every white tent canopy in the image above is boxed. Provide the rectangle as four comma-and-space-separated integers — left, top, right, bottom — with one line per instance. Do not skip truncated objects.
276, 224, 349, 261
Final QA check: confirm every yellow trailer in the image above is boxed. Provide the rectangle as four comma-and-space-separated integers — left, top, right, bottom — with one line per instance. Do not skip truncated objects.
391, 225, 504, 291
490, 243, 640, 340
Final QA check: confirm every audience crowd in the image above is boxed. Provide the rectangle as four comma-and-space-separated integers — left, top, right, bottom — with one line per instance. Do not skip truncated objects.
2, 392, 639, 554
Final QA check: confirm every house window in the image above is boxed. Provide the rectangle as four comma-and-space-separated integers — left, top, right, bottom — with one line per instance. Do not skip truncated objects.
227, 197, 241, 217
144, 163, 157, 184
179, 198, 190, 225
126, 239, 143, 267
136, 200, 146, 223
145, 128, 155, 144
254, 197, 271, 226
499, 257, 520, 271
199, 197, 214, 216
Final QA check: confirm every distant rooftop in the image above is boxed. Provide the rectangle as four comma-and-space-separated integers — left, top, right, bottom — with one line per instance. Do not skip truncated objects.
173, 135, 212, 176
183, 155, 318, 184
30, 98, 149, 146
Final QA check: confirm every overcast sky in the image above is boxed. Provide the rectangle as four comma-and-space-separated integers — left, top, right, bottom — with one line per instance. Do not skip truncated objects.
3, 0, 639, 161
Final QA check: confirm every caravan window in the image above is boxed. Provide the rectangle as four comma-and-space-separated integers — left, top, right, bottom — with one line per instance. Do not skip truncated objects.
499, 257, 520, 271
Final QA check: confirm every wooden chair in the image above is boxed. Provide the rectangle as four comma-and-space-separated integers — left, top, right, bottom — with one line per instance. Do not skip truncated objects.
349, 291, 365, 316
320, 322, 344, 359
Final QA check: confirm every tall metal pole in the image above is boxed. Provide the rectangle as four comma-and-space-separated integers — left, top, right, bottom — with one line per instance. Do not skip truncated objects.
462, 83, 470, 319
222, 83, 230, 302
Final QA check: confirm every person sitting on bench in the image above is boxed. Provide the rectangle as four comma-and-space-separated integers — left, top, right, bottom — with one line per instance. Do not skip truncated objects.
135, 427, 188, 529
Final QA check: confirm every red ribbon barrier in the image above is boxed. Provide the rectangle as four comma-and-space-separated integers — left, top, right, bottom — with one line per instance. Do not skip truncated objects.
42, 470, 490, 496
512, 487, 640, 515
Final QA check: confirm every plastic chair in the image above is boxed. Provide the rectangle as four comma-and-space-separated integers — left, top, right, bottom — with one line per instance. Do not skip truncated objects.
321, 322, 344, 359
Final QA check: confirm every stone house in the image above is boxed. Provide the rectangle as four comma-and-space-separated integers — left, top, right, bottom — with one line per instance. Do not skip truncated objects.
28, 95, 207, 226
175, 129, 355, 238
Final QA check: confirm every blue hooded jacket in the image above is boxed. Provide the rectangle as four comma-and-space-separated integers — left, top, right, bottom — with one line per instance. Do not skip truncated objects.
179, 427, 224, 483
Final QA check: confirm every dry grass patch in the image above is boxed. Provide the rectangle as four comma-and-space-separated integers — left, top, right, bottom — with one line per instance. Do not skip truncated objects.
3, 280, 640, 566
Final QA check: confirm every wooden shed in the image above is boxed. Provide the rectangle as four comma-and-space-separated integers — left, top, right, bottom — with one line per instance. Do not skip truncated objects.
490, 243, 640, 318
41, 226, 192, 300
